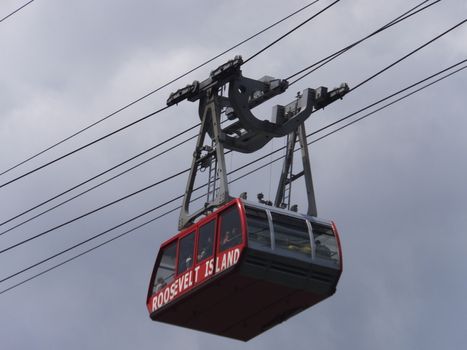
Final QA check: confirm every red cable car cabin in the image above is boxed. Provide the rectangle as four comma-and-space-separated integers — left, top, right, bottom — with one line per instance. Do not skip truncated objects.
146, 198, 342, 341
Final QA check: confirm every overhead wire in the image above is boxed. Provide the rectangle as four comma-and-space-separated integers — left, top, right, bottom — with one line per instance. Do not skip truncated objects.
0, 204, 180, 295
349, 18, 467, 93
0, 0, 34, 24
0, 105, 171, 190
0, 193, 186, 285
0, 118, 231, 235
1, 59, 465, 291
309, 59, 467, 140
1, 0, 442, 192
0, 165, 190, 255
311, 64, 467, 144
1, 13, 463, 254
287, 0, 441, 85
0, 0, 322, 177
1, 1, 464, 292
243, 0, 341, 65
0, 123, 200, 231
0, 0, 430, 230
0, 133, 197, 237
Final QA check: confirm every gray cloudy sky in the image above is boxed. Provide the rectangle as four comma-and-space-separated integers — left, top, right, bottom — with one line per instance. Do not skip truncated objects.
1, 0, 466, 349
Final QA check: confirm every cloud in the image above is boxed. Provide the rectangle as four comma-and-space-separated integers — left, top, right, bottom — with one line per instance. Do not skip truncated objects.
1, 1, 467, 349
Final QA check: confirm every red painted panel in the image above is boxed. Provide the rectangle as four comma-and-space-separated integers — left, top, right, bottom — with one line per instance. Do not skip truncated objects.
148, 246, 242, 313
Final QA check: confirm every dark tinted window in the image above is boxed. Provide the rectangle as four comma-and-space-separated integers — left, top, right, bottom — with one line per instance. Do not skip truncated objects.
271, 213, 311, 258
245, 206, 271, 249
219, 205, 242, 251
177, 232, 195, 274
312, 224, 339, 265
197, 220, 215, 263
153, 242, 176, 294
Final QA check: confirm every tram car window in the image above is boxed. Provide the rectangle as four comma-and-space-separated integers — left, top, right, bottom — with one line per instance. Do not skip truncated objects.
245, 206, 271, 249
312, 223, 340, 266
271, 212, 312, 259
177, 232, 195, 274
219, 206, 242, 251
197, 220, 215, 263
152, 242, 176, 294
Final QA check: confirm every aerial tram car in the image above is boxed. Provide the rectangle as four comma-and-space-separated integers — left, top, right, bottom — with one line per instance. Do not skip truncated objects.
146, 56, 349, 341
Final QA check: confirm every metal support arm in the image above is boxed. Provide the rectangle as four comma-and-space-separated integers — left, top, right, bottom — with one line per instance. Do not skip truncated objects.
169, 56, 348, 228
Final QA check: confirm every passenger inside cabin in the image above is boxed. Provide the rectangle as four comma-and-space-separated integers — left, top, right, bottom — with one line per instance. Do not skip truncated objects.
221, 230, 231, 250
197, 233, 213, 262
198, 247, 207, 261
221, 227, 241, 250
315, 239, 331, 258
155, 277, 166, 292
185, 255, 193, 269
230, 227, 241, 246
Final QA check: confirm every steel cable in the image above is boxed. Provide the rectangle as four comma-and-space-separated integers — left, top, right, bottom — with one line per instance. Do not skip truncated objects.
1, 59, 465, 292
0, 0, 321, 177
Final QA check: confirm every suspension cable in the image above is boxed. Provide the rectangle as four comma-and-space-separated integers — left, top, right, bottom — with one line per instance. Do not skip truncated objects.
0, 0, 430, 230
0, 0, 34, 24
1, 0, 424, 230
349, 18, 467, 93
0, 166, 190, 255
1, 2, 445, 192
1, 50, 465, 254
1, 59, 465, 291
243, 0, 342, 65
0, 124, 199, 231
0, 105, 171, 190
0, 0, 321, 177
287, 0, 441, 85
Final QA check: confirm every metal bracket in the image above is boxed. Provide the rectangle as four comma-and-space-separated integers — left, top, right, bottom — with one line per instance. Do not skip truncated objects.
171, 56, 348, 228
274, 123, 317, 216
178, 92, 231, 229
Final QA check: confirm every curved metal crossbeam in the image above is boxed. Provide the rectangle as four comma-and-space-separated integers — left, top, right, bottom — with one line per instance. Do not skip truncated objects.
169, 56, 348, 228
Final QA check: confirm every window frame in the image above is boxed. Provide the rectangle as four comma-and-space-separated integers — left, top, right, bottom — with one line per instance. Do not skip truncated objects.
270, 212, 312, 259
176, 230, 196, 276
152, 240, 177, 294
195, 218, 216, 265
244, 205, 273, 250
218, 204, 243, 253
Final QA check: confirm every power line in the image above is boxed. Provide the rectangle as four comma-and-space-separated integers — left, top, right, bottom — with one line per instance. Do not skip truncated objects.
0, 0, 321, 177
0, 198, 190, 296
2, 1, 440, 192
311, 65, 467, 144
243, 0, 341, 65
2, 0, 414, 230
309, 59, 467, 139
0, 0, 34, 24
349, 18, 467, 93
1, 2, 462, 281
0, 193, 185, 285
0, 0, 332, 191
0, 166, 190, 255
0, 119, 233, 235
0, 178, 216, 285
287, 0, 441, 85
1, 8, 464, 252
1, 19, 464, 252
0, 123, 200, 231
0, 105, 171, 190
0, 132, 197, 237
1, 59, 465, 291
226, 61, 467, 198
0, 0, 424, 224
